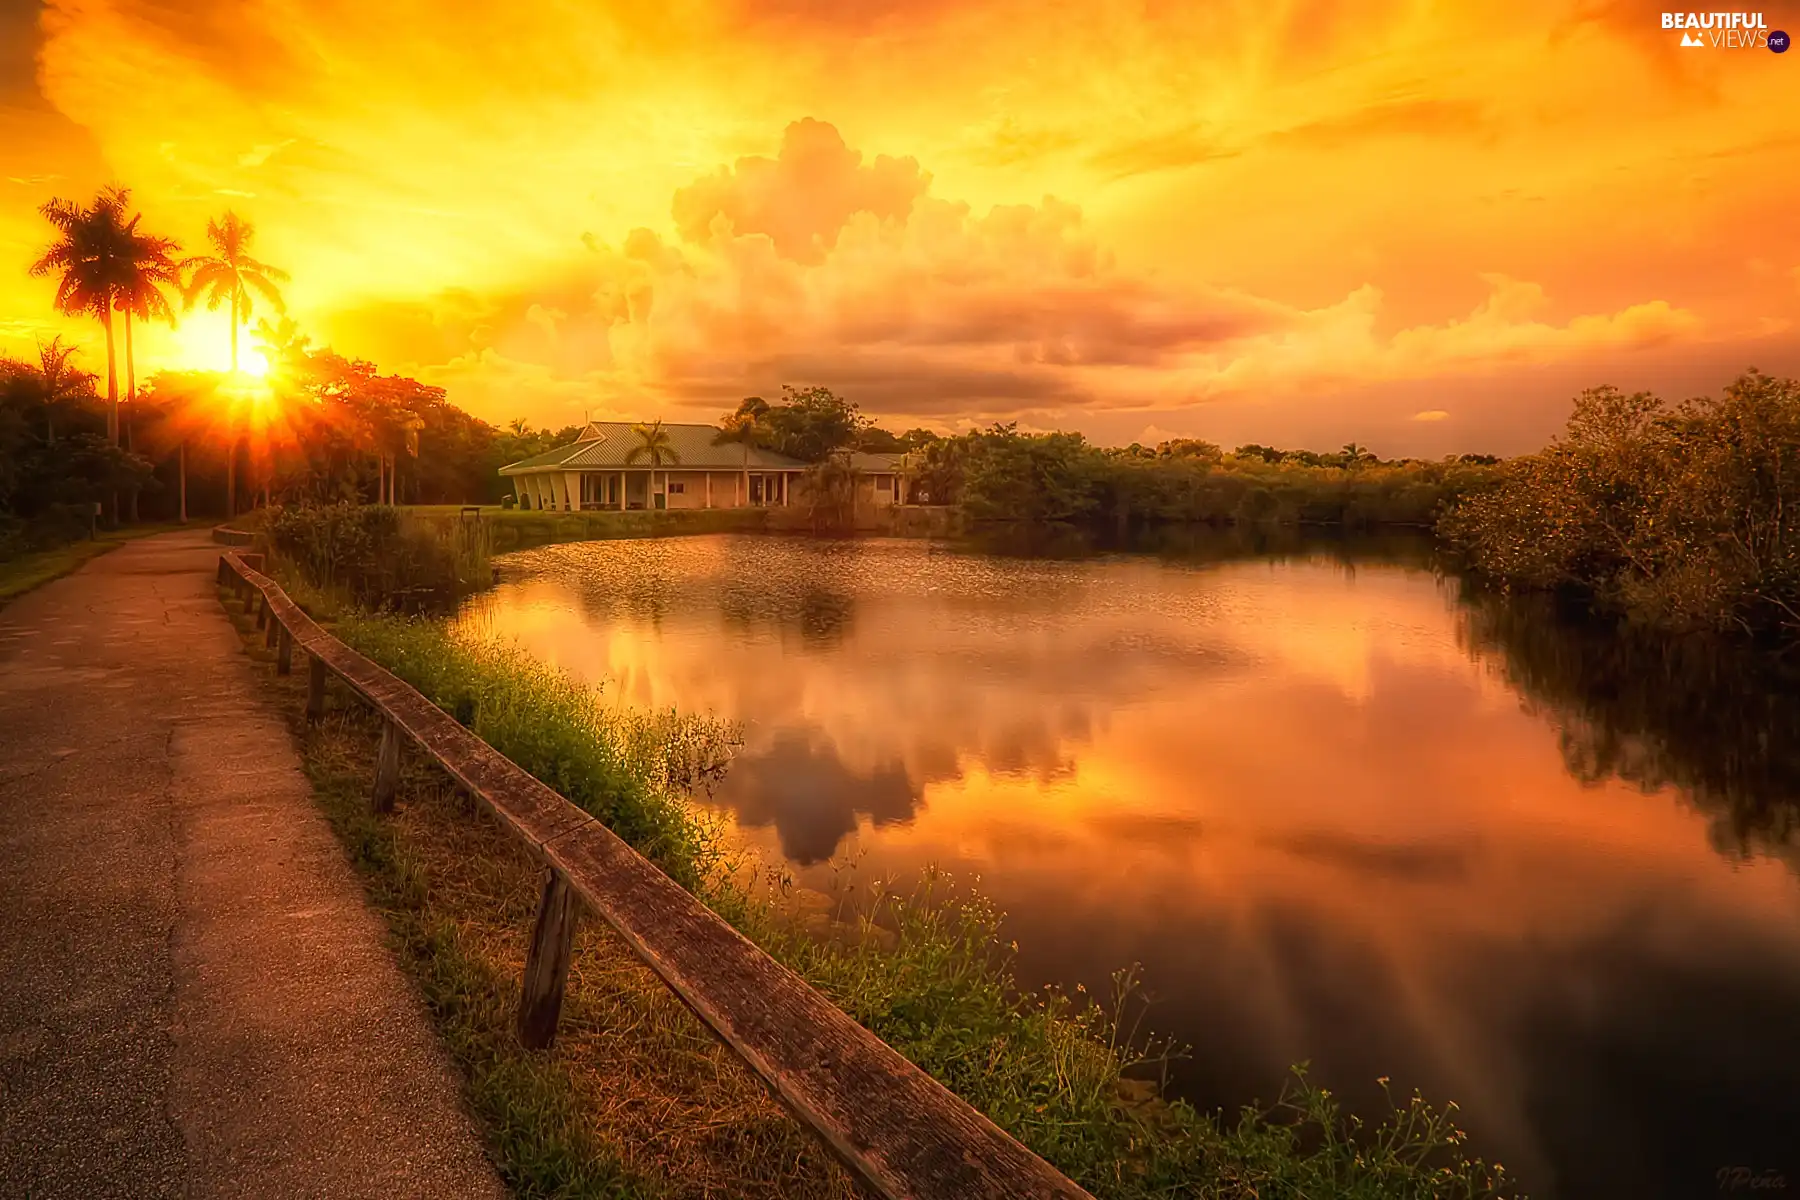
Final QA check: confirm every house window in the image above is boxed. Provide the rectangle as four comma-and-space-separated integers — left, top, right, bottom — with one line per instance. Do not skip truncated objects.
668, 482, 685, 495
876, 476, 892, 491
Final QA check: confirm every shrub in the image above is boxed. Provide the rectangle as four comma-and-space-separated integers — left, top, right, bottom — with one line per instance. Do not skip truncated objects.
265, 502, 491, 611
1441, 372, 1800, 641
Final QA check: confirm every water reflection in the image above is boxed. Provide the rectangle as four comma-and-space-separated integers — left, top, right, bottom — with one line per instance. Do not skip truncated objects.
1456, 586, 1800, 867
457, 533, 1800, 1200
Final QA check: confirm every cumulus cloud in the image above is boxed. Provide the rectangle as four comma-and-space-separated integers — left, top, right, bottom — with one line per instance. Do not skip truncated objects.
672, 118, 929, 263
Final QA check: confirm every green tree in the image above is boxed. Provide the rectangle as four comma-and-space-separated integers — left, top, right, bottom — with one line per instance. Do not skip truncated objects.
762, 385, 865, 462
960, 424, 1105, 523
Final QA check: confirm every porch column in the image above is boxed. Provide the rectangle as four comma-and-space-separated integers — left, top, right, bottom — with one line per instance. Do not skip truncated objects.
705, 473, 712, 508
565, 471, 581, 511
781, 472, 789, 506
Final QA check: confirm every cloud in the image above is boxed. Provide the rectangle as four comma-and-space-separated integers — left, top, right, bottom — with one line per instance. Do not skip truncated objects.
672, 118, 930, 263
1412, 410, 1450, 422
318, 126, 1718, 432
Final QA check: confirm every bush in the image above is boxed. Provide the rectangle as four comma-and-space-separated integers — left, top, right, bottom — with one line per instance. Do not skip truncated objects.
265, 502, 490, 611
1441, 372, 1800, 641
0, 504, 99, 563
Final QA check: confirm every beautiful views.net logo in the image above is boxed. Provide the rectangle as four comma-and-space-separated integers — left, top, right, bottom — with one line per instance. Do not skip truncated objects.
1660, 11, 1789, 50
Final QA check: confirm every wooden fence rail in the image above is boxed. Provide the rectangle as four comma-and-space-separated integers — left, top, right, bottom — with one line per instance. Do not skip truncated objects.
216, 550, 1091, 1200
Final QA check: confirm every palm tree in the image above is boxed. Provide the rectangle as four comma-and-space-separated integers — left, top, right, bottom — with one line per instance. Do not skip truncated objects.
115, 217, 181, 521
625, 420, 681, 508
181, 211, 289, 372
183, 212, 287, 517
33, 337, 92, 447
713, 396, 770, 505
29, 187, 134, 447
253, 315, 311, 373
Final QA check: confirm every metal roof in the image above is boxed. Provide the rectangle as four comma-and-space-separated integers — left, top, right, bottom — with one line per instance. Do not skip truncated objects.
499, 422, 811, 474
847, 452, 903, 473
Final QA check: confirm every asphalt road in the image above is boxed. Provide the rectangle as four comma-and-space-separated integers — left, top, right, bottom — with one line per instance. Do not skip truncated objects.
0, 530, 505, 1199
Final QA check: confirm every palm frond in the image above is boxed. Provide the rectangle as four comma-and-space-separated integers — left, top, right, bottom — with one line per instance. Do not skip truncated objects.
243, 270, 287, 311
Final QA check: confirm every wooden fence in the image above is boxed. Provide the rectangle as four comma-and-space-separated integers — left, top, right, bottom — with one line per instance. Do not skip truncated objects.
216, 550, 1091, 1200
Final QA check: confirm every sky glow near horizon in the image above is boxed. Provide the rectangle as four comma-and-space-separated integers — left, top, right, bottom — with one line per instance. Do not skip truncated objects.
1, 0, 1797, 453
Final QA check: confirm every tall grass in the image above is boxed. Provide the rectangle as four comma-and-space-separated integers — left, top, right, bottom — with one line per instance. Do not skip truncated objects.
335, 616, 737, 892
265, 503, 492, 611
325, 610, 1521, 1199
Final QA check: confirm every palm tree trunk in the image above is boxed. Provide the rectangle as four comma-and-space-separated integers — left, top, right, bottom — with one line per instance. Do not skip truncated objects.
178, 441, 188, 524
101, 304, 118, 525
124, 309, 138, 523
101, 306, 118, 445
229, 293, 239, 373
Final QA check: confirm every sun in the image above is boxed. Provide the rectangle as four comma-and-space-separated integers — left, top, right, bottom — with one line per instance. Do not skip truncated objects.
239, 348, 272, 378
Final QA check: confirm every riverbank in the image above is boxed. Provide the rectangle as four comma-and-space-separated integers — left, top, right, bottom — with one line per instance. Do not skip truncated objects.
240, 543, 1521, 1198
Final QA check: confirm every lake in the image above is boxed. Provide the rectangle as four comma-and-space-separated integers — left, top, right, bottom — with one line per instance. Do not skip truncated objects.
456, 531, 1800, 1199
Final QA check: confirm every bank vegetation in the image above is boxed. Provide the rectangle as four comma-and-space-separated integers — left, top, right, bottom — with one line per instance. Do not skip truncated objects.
1442, 371, 1800, 644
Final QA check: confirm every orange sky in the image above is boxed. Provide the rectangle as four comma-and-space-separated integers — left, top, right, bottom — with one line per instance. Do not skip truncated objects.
2, 0, 1797, 452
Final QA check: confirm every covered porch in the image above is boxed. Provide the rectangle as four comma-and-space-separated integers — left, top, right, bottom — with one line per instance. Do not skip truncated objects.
510, 467, 800, 512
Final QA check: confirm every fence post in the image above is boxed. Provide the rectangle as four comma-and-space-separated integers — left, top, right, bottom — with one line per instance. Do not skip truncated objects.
255, 595, 268, 630
306, 656, 326, 722
275, 624, 292, 671
372, 719, 401, 813
518, 868, 579, 1049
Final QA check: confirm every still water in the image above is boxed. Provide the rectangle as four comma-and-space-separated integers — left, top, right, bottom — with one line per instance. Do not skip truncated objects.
457, 532, 1800, 1198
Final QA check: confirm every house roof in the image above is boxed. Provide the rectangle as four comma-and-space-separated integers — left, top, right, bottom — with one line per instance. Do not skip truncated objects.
847, 451, 903, 473
499, 422, 811, 474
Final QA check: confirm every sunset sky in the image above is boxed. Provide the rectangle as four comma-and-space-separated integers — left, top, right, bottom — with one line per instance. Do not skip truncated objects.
2, 0, 1797, 454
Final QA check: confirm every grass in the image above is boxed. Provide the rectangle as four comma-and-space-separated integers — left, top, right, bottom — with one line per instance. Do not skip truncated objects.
233, 559, 1524, 1200
0, 523, 187, 609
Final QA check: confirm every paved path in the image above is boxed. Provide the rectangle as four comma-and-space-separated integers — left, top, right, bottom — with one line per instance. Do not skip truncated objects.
0, 531, 505, 1199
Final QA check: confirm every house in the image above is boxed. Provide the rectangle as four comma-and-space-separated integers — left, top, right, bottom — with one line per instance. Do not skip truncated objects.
500, 421, 804, 511
499, 421, 911, 513
847, 451, 907, 509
